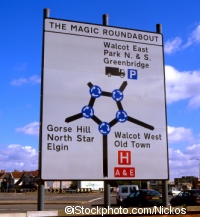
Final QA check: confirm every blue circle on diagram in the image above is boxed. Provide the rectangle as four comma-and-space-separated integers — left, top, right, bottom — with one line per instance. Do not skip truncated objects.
98, 122, 111, 135
116, 110, 128, 123
81, 106, 94, 119
90, 85, 102, 98
112, 89, 123, 102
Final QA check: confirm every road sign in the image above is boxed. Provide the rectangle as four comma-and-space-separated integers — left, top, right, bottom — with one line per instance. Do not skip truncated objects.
41, 18, 168, 180
118, 151, 131, 165
114, 167, 135, 178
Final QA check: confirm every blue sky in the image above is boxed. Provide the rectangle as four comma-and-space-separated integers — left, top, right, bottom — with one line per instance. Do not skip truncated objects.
1, 0, 200, 181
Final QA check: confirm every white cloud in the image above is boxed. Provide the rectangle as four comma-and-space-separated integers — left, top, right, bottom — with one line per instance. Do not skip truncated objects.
29, 75, 41, 84
11, 78, 27, 86
185, 144, 200, 157
0, 144, 38, 172
11, 75, 41, 86
183, 24, 200, 48
168, 126, 193, 144
169, 148, 188, 161
164, 37, 182, 54
188, 95, 200, 109
16, 122, 39, 136
165, 65, 200, 108
167, 126, 199, 180
165, 24, 200, 54
169, 147, 200, 180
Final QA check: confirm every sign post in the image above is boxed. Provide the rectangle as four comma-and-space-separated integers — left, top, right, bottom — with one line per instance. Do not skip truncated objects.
41, 17, 168, 180
102, 14, 110, 207
38, 8, 50, 211
39, 8, 169, 208
156, 23, 168, 207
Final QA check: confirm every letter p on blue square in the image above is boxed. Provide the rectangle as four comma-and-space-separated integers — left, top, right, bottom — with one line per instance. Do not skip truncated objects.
128, 69, 138, 79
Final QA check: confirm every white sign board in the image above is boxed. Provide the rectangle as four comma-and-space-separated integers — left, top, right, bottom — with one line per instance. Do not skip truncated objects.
41, 18, 168, 180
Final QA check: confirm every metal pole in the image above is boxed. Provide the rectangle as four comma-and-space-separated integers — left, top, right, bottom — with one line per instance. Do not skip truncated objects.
103, 14, 109, 26
156, 23, 168, 207
104, 181, 110, 208
37, 8, 50, 211
44, 8, 50, 18
60, 180, 62, 193
37, 179, 44, 210
156, 24, 162, 35
199, 159, 200, 178
102, 13, 110, 208
162, 180, 168, 206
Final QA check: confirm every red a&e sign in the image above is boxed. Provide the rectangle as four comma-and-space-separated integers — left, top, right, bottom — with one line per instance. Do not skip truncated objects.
114, 167, 135, 177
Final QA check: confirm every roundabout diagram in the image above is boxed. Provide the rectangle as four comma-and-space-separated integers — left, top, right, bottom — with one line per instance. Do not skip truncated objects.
65, 81, 154, 177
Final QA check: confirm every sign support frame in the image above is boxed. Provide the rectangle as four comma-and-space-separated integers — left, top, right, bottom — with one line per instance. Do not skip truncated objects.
156, 23, 168, 207
38, 8, 169, 209
102, 13, 110, 208
37, 7, 50, 211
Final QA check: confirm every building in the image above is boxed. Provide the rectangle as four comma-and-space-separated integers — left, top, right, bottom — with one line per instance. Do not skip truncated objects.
149, 180, 175, 192
174, 176, 200, 189
8, 170, 24, 190
0, 170, 11, 192
0, 169, 72, 192
15, 170, 39, 190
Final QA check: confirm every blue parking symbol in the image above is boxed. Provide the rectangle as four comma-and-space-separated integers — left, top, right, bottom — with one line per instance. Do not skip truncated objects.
128, 69, 138, 79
